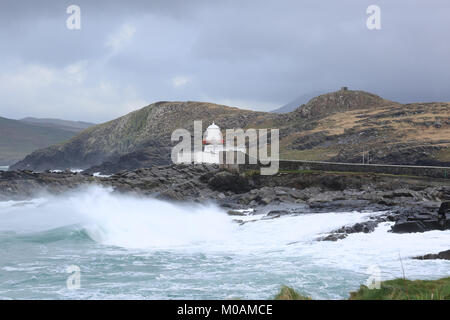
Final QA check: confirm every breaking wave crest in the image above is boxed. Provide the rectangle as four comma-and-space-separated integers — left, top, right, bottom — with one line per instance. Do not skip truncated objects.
0, 186, 236, 249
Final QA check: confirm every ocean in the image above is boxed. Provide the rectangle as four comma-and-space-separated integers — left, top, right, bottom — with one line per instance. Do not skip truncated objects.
0, 186, 449, 299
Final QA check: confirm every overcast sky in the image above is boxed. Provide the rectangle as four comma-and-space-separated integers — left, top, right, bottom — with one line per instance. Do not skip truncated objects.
0, 0, 449, 123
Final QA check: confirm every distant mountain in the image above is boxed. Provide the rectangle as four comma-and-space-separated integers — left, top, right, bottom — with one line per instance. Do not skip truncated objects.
0, 117, 94, 166
10, 89, 450, 172
271, 91, 325, 113
20, 117, 94, 133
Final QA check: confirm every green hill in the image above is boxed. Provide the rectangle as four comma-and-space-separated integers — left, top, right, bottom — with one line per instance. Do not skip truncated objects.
20, 117, 94, 133
0, 117, 86, 165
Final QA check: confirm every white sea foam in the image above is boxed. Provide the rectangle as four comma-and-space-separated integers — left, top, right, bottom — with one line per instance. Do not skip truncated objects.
49, 169, 83, 173
0, 186, 236, 248
0, 186, 376, 249
1, 185, 449, 294
93, 172, 111, 178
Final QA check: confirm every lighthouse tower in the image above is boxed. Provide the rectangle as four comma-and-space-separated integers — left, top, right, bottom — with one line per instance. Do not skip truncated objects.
174, 122, 246, 164
195, 122, 224, 163
203, 122, 223, 146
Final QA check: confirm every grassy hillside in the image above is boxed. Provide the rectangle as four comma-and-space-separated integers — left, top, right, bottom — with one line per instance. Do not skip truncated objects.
0, 117, 78, 165
20, 117, 94, 133
278, 98, 450, 165
11, 101, 265, 170
10, 89, 450, 171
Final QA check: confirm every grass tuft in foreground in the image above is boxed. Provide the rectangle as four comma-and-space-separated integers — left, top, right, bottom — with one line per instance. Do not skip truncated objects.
274, 286, 312, 300
349, 277, 450, 300
275, 278, 450, 300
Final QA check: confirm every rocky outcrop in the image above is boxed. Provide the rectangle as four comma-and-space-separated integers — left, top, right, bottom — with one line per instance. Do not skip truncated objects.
0, 170, 95, 200
83, 141, 172, 175
207, 171, 251, 193
103, 164, 222, 202
414, 249, 450, 261
319, 221, 379, 241
391, 221, 428, 233
391, 201, 450, 233
438, 201, 450, 227
292, 89, 394, 119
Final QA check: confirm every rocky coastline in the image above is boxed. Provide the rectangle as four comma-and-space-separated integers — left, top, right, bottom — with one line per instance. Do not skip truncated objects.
0, 165, 449, 246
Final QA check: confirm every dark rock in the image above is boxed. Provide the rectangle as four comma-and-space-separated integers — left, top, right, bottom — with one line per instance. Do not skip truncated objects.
421, 220, 441, 230
359, 221, 378, 233
275, 189, 288, 196
318, 219, 379, 242
199, 170, 217, 183
261, 214, 280, 220
391, 201, 450, 233
438, 201, 449, 221
238, 194, 259, 205
335, 221, 378, 234
391, 221, 426, 233
383, 190, 414, 199
267, 210, 290, 216
414, 249, 450, 260
259, 197, 275, 205
208, 171, 250, 193
219, 202, 241, 209
407, 213, 434, 221
307, 199, 374, 212
158, 189, 186, 201
227, 210, 246, 216
386, 214, 397, 222
377, 199, 395, 206
319, 234, 348, 241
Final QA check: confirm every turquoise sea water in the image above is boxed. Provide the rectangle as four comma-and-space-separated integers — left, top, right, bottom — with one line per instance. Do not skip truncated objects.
0, 186, 449, 300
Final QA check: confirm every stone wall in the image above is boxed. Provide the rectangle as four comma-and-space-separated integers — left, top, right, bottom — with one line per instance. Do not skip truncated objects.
218, 151, 450, 179
227, 159, 448, 180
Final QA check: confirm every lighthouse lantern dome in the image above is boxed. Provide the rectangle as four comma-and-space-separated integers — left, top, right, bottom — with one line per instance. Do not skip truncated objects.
203, 122, 223, 144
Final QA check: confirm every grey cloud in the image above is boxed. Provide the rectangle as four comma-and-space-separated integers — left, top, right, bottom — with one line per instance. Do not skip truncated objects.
0, 0, 449, 122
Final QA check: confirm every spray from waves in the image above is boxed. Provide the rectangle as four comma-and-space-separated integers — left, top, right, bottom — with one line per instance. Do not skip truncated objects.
0, 185, 391, 254
3, 185, 449, 260
0, 186, 377, 251
0, 186, 238, 249
78, 187, 238, 248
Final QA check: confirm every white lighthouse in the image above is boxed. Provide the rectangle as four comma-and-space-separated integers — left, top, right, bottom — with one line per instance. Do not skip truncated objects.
203, 122, 223, 145
193, 122, 245, 164
174, 122, 246, 164
194, 122, 224, 163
